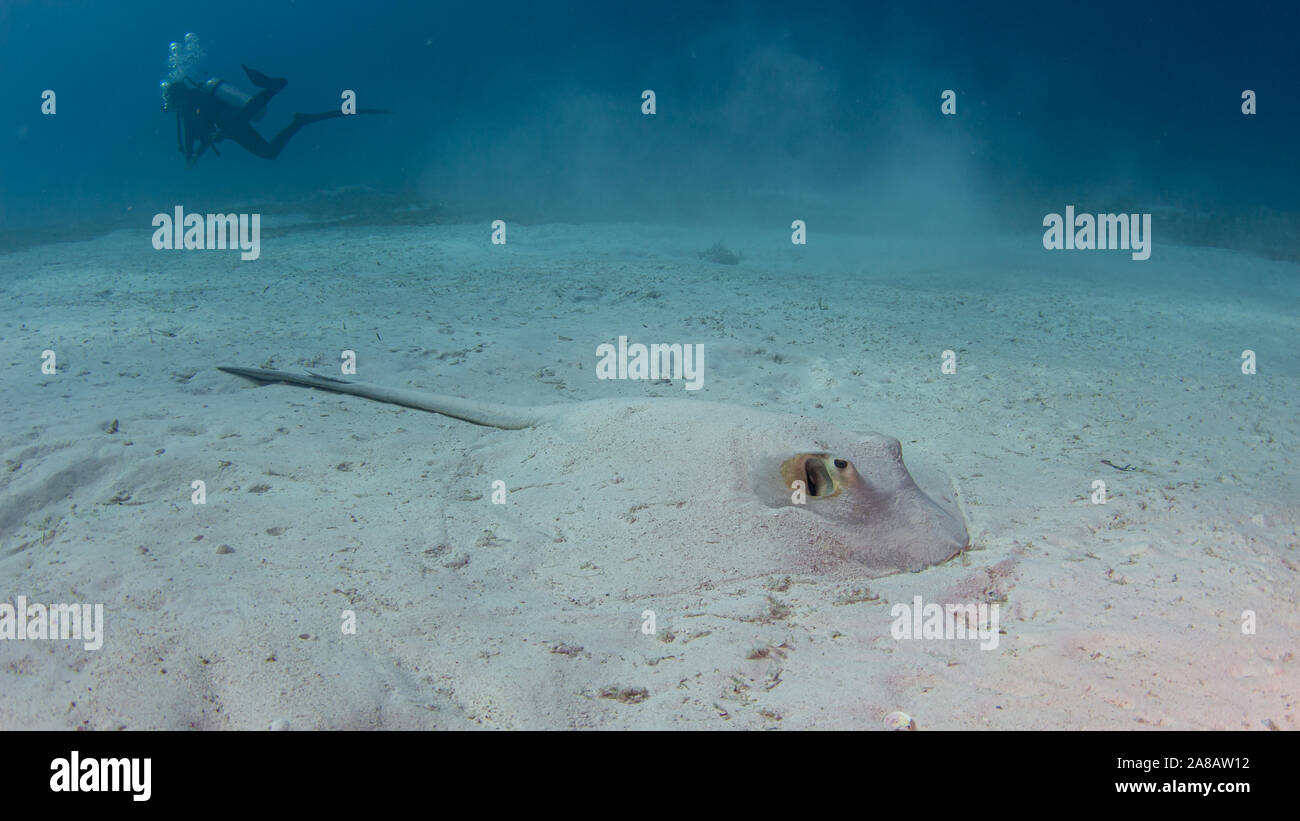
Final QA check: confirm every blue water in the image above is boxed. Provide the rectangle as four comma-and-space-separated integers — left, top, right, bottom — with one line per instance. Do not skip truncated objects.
1, 0, 1295, 243
2, 0, 1299, 737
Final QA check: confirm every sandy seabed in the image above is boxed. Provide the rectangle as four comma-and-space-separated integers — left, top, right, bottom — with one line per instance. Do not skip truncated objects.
0, 220, 1296, 729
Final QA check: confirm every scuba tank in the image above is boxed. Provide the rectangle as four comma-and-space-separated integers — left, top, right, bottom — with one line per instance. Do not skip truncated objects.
203, 78, 266, 121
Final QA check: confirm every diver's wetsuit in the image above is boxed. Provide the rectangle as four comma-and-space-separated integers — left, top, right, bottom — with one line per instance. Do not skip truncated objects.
169, 65, 384, 165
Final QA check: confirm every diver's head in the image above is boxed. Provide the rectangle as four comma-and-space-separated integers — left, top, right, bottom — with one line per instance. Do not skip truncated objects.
160, 80, 195, 112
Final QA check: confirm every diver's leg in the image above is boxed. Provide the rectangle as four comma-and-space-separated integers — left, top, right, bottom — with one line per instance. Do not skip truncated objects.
265, 110, 387, 156
223, 114, 325, 161
222, 122, 277, 159
233, 66, 287, 121
235, 89, 273, 120
234, 109, 391, 160
263, 112, 339, 158
242, 64, 287, 91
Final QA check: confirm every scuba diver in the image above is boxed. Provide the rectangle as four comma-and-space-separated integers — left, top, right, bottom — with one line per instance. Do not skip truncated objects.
161, 51, 388, 167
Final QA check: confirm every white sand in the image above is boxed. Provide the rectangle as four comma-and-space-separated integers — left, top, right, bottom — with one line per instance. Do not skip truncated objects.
0, 221, 1296, 729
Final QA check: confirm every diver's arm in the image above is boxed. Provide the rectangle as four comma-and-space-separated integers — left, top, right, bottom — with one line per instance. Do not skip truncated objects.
179, 111, 200, 162
188, 140, 212, 167
187, 124, 224, 167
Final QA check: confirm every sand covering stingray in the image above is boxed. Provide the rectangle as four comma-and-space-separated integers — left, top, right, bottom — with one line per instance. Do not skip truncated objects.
219, 366, 969, 585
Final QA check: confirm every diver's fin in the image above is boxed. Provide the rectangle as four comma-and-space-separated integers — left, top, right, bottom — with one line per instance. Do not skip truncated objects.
292, 109, 393, 125
242, 64, 287, 91
288, 108, 392, 130
292, 111, 347, 127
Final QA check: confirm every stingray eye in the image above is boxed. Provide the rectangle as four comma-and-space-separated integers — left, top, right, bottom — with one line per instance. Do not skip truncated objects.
833, 459, 848, 469
779, 453, 846, 499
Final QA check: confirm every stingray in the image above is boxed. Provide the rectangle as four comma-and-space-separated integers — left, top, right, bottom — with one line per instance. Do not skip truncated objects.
217, 366, 969, 586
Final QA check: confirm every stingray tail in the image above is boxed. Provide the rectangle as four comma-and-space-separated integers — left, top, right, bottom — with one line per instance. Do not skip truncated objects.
218, 366, 542, 429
